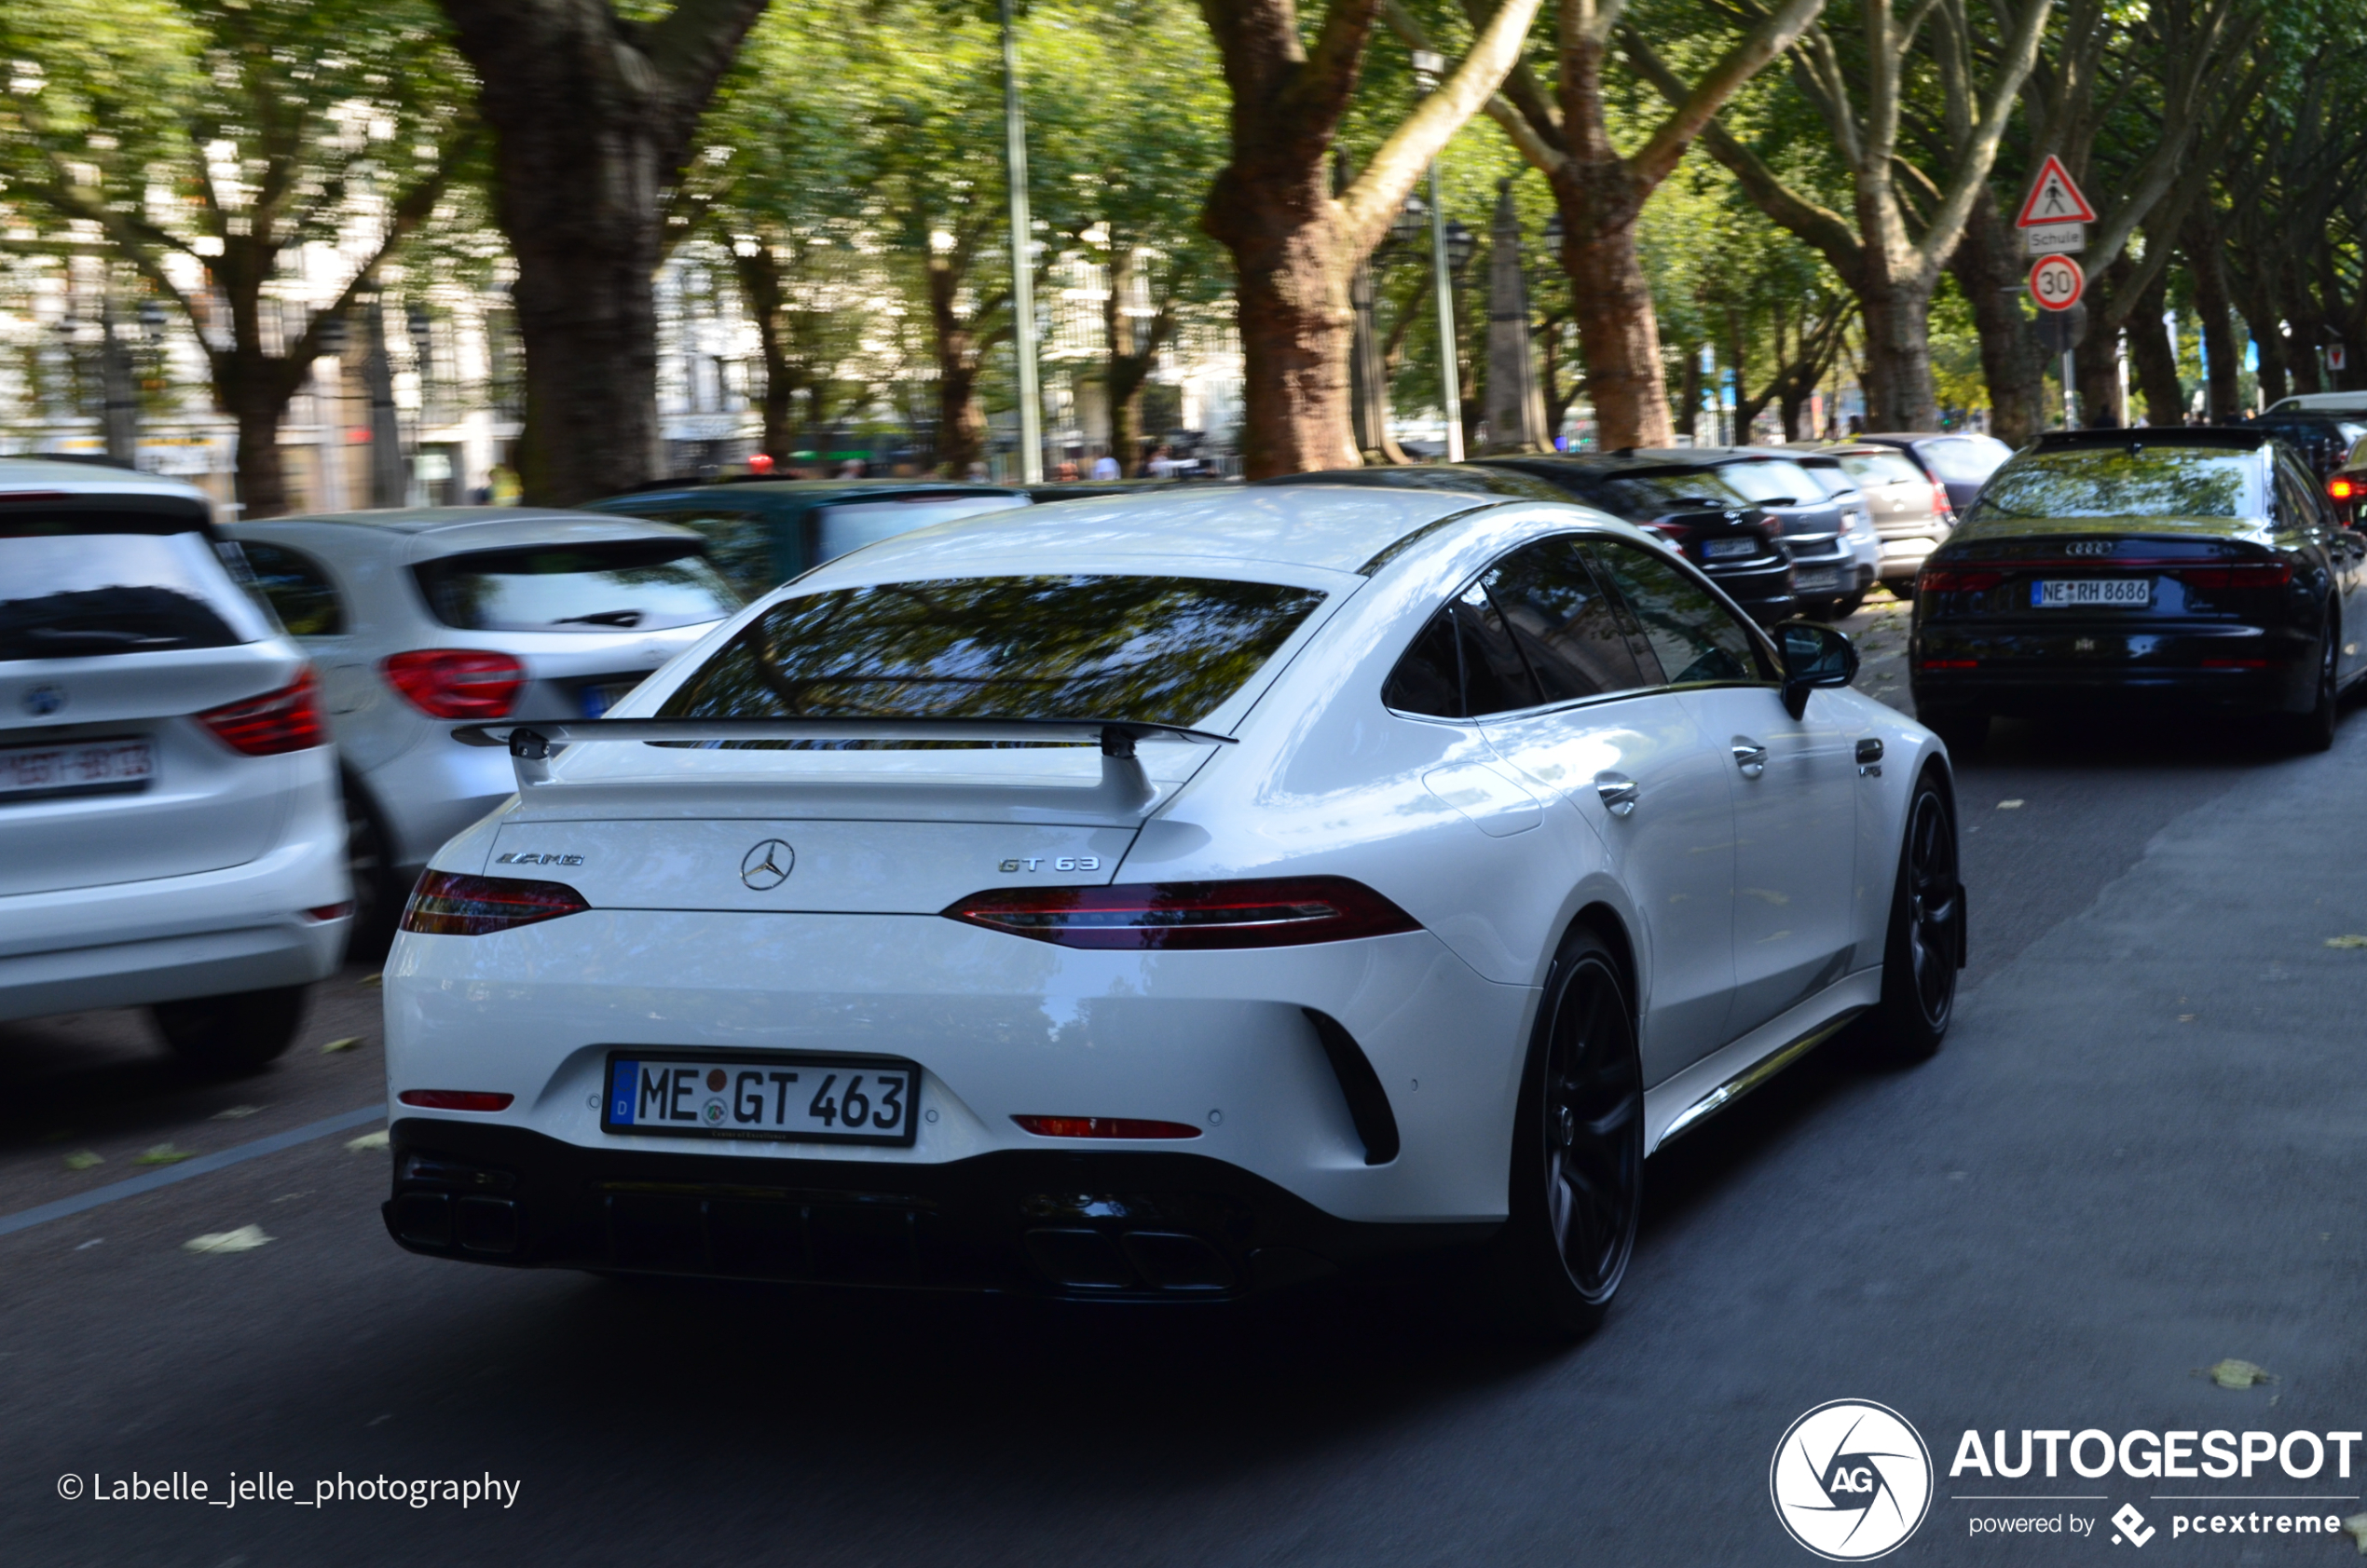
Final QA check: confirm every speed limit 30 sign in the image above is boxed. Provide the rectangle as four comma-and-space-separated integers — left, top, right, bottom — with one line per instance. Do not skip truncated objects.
2030, 252, 2085, 311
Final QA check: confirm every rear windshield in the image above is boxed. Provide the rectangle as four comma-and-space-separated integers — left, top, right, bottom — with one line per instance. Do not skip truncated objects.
812, 494, 1029, 565
413, 540, 739, 632
1835, 450, 1930, 487
660, 574, 1325, 731
1595, 470, 1751, 517
1, 512, 270, 661
1920, 437, 2011, 484
1972, 448, 2258, 522
1799, 463, 1856, 498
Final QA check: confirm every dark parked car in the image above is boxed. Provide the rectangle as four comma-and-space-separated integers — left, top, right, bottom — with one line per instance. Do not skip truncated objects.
583, 480, 1031, 598
1853, 432, 2014, 514
1252, 463, 1580, 503
1478, 449, 1877, 623
2244, 413, 2367, 484
1909, 428, 2367, 753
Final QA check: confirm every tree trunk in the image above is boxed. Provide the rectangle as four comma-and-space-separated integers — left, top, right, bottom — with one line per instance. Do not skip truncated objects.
734, 245, 796, 464
2125, 267, 2182, 426
1858, 277, 1940, 431
220, 369, 295, 519
1203, 167, 1357, 477
1555, 184, 1671, 449
926, 256, 988, 477
1676, 340, 1702, 443
2185, 215, 2240, 421
1950, 194, 2045, 445
439, 0, 768, 505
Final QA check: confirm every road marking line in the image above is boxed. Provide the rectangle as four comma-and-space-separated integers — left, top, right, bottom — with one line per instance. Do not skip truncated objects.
0, 1105, 384, 1238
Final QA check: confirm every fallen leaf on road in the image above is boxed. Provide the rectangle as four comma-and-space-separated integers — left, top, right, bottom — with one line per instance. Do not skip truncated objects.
320, 1036, 363, 1054
212, 1104, 265, 1120
183, 1225, 271, 1255
2340, 1512, 2367, 1554
358, 973, 382, 988
62, 1151, 103, 1171
346, 1130, 390, 1153
2178, 1014, 2196, 1023
2204, 1358, 2275, 1390
1997, 799, 2025, 810
133, 1144, 195, 1166
2326, 935, 2367, 949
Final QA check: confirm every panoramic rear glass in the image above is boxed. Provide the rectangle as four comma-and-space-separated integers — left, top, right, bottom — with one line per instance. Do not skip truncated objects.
414, 540, 739, 632
0, 511, 267, 661
660, 574, 1326, 732
1834, 450, 1929, 487
1973, 448, 2256, 521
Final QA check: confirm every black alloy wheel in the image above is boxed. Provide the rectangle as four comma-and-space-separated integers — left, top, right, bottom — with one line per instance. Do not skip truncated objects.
1499, 930, 1643, 1337
1869, 775, 1961, 1059
2285, 616, 2339, 755
152, 985, 308, 1075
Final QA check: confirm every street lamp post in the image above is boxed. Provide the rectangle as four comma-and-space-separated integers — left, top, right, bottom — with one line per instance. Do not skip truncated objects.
999, 0, 1043, 484
1410, 50, 1466, 463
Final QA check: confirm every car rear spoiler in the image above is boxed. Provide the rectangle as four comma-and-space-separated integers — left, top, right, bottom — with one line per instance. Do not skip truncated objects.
451, 717, 1235, 811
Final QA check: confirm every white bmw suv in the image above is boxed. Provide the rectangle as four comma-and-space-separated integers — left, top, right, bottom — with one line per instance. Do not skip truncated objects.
0, 460, 349, 1071
380, 486, 1962, 1330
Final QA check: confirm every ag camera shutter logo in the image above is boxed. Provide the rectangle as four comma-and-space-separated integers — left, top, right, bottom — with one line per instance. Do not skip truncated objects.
1772, 1400, 1934, 1560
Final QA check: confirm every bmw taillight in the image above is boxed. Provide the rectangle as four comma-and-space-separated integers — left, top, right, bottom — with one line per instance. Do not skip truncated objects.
382, 650, 527, 719
2177, 563, 2293, 589
944, 877, 1420, 950
198, 668, 325, 756
2330, 475, 2360, 505
399, 870, 588, 935
1917, 567, 2004, 593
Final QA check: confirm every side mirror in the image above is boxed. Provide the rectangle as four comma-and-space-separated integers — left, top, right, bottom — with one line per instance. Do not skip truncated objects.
1776, 620, 1858, 717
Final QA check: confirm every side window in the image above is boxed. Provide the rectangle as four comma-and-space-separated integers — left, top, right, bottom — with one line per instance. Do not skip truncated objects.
1379, 580, 1543, 717
2278, 458, 2329, 530
1482, 537, 1651, 702
1587, 540, 1770, 688
238, 541, 347, 636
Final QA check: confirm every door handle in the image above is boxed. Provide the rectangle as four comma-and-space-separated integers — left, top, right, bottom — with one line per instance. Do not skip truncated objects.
1855, 737, 1883, 777
1594, 772, 1640, 817
1731, 739, 1769, 779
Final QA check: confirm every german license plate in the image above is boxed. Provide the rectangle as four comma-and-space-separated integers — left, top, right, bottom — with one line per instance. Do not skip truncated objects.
579, 679, 641, 718
0, 737, 154, 801
1793, 567, 1843, 592
2032, 578, 2150, 607
1703, 538, 1758, 559
602, 1051, 921, 1146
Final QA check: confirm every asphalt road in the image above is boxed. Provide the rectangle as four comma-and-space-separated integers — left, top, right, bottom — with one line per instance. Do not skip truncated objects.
6, 623, 2363, 1567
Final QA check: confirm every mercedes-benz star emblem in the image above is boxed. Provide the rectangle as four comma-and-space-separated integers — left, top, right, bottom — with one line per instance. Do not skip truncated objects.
739, 839, 795, 891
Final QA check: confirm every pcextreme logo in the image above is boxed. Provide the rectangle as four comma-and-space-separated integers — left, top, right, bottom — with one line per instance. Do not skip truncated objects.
1772, 1400, 1936, 1561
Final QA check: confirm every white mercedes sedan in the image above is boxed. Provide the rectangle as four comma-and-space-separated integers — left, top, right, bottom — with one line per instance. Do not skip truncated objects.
379, 485, 1963, 1334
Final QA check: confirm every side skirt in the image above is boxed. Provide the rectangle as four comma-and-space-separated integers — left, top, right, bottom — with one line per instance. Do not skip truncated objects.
1641, 969, 1881, 1154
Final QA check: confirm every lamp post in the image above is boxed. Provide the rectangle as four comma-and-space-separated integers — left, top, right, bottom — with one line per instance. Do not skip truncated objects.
1410, 50, 1467, 462
999, 0, 1043, 484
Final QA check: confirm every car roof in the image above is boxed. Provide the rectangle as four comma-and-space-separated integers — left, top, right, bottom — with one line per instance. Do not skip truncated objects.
800, 484, 1510, 579
2265, 393, 2367, 414
1483, 447, 1812, 476
228, 506, 703, 556
1252, 464, 1575, 502
2031, 427, 2270, 455
0, 456, 213, 511
588, 479, 1024, 514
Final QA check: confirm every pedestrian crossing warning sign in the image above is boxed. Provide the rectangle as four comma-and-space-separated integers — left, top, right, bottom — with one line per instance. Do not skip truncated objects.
2017, 155, 2097, 226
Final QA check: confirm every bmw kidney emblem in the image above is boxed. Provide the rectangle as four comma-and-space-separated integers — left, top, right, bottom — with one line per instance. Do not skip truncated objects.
21, 684, 65, 718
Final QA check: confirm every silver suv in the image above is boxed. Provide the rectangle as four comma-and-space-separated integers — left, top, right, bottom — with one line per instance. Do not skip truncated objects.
1, 460, 349, 1071
223, 509, 740, 940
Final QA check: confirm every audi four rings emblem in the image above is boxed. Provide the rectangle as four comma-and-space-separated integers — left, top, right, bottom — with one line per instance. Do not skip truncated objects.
739, 839, 795, 890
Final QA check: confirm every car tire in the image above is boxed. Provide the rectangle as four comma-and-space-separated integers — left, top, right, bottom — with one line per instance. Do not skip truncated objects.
2284, 620, 2339, 755
151, 985, 308, 1075
1867, 774, 1962, 1061
342, 778, 398, 957
1824, 591, 1867, 620
1492, 928, 1644, 1340
1885, 579, 1917, 602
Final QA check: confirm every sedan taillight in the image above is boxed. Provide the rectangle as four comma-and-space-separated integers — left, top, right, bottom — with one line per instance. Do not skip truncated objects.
400, 870, 588, 935
382, 649, 527, 719
1916, 567, 2004, 594
2176, 563, 2292, 589
944, 877, 1421, 950
198, 668, 325, 756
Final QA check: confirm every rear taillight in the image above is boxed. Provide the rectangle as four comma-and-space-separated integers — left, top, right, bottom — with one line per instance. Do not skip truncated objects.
399, 870, 588, 935
198, 668, 325, 756
382, 650, 527, 719
1012, 1115, 1201, 1140
944, 877, 1420, 950
2177, 563, 2293, 589
1933, 481, 1953, 522
1917, 567, 2003, 593
2330, 476, 2360, 504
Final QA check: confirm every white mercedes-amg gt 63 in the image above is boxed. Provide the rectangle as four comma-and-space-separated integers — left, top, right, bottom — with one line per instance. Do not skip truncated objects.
380, 485, 1963, 1333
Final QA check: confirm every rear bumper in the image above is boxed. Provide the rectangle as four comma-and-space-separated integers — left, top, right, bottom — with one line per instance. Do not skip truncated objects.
1704, 559, 1797, 620
382, 1118, 1495, 1300
1909, 621, 2319, 715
